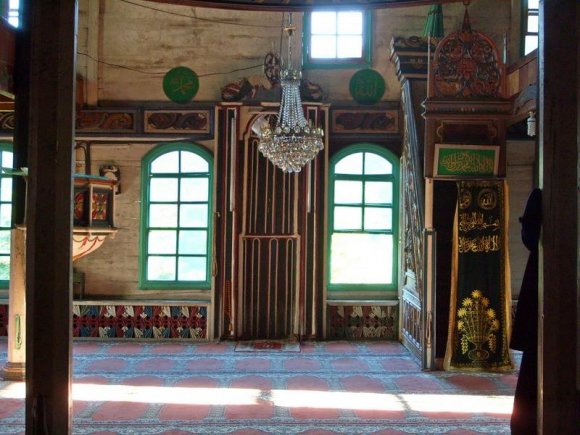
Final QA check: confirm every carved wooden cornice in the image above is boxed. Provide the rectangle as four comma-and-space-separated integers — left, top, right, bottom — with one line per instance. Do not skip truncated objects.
1, 107, 215, 139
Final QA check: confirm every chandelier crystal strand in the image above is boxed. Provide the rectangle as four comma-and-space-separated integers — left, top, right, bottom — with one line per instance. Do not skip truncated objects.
258, 13, 324, 173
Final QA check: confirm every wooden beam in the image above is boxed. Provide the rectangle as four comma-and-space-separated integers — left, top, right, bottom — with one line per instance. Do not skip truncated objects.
24, 0, 77, 433
538, 0, 579, 433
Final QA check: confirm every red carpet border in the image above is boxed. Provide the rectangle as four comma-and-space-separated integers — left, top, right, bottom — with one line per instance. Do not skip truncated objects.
0, 340, 516, 434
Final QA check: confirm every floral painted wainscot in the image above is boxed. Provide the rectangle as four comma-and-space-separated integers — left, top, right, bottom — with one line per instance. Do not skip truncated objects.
72, 303, 208, 339
327, 304, 398, 340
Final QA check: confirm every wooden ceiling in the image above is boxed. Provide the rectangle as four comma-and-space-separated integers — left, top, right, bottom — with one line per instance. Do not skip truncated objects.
146, 0, 463, 11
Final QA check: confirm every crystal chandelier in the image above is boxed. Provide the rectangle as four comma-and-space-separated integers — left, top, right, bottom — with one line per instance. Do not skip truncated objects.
258, 13, 324, 173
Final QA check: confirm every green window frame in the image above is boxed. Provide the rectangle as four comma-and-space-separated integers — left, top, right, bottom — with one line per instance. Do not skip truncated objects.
0, 143, 13, 288
139, 142, 213, 290
521, 0, 538, 56
303, 9, 372, 70
327, 144, 399, 298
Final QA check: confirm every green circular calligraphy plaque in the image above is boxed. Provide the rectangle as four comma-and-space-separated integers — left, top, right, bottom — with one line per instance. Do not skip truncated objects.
163, 66, 199, 103
349, 69, 385, 105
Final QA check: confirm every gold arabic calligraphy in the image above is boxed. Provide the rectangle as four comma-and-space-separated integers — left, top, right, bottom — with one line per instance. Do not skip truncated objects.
440, 151, 495, 174
458, 212, 500, 232
458, 235, 501, 253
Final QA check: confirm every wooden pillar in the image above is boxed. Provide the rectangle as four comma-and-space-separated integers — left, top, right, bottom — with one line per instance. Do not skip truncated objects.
1, 228, 26, 381
1, 0, 30, 383
23, 0, 77, 433
538, 0, 579, 433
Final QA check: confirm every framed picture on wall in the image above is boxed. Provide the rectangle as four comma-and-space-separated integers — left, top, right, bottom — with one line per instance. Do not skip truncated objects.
433, 144, 500, 178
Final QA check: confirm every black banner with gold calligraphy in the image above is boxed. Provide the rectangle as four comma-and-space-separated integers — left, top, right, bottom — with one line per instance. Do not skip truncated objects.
444, 180, 512, 371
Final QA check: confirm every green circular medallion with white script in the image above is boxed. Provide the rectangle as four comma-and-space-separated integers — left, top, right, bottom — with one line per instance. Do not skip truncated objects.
163, 67, 199, 103
349, 69, 385, 105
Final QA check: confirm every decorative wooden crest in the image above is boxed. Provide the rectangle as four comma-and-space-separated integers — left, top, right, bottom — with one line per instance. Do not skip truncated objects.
430, 8, 505, 99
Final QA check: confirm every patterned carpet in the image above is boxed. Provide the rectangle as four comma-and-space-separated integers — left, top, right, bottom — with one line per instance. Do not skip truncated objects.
0, 339, 518, 434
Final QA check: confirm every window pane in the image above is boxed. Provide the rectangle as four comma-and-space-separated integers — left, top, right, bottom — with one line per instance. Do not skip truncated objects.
180, 204, 208, 227
334, 206, 362, 230
148, 230, 177, 254
0, 230, 10, 254
2, 151, 13, 168
338, 11, 362, 35
148, 256, 175, 280
527, 15, 538, 33
0, 204, 11, 227
1, 177, 12, 202
151, 151, 179, 173
364, 207, 392, 230
525, 35, 538, 55
179, 230, 207, 255
330, 233, 393, 284
180, 178, 209, 202
178, 257, 206, 281
311, 35, 337, 59
365, 153, 392, 174
149, 204, 178, 227
335, 153, 363, 174
0, 256, 9, 280
335, 180, 362, 204
365, 181, 392, 204
311, 11, 336, 35
150, 178, 178, 202
181, 151, 209, 173
528, 0, 539, 9
337, 35, 362, 58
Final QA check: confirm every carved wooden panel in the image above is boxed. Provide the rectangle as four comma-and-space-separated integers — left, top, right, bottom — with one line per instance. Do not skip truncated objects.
238, 133, 301, 339
431, 10, 504, 99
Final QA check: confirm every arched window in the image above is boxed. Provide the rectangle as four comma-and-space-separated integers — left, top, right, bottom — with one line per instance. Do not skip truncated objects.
140, 143, 213, 289
327, 144, 399, 298
0, 143, 13, 288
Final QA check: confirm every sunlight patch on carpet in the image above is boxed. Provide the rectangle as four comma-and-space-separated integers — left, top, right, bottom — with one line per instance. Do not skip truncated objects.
271, 389, 405, 411
0, 382, 512, 415
72, 384, 260, 405
401, 393, 513, 414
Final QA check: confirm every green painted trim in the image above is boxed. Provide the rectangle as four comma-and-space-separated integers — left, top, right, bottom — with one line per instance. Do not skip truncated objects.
302, 9, 372, 70
326, 143, 399, 297
0, 142, 12, 289
139, 142, 213, 290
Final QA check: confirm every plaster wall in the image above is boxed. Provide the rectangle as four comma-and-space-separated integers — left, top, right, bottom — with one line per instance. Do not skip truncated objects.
86, 0, 511, 105
74, 140, 213, 300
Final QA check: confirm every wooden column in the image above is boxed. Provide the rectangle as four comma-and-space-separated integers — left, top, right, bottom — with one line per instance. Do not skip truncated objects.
24, 0, 77, 433
1, 228, 26, 381
538, 0, 579, 433
1, 0, 30, 382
